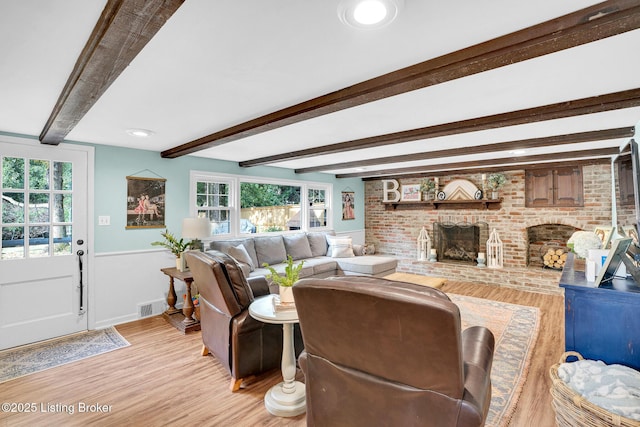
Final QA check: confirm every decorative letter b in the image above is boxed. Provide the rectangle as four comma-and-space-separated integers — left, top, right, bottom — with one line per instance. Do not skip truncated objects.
382, 179, 400, 202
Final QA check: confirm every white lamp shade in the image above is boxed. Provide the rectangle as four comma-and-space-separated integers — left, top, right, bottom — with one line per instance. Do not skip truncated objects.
181, 217, 211, 239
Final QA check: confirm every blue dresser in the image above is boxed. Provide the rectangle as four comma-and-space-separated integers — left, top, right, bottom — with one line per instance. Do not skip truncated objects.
560, 253, 640, 370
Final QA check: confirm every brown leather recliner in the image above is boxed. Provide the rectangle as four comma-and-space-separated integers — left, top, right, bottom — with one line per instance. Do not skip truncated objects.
293, 276, 495, 427
185, 250, 303, 392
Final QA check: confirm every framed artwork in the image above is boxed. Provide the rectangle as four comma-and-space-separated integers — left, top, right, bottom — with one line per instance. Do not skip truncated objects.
401, 184, 421, 201
623, 226, 639, 246
126, 176, 166, 229
593, 226, 614, 249
342, 191, 355, 220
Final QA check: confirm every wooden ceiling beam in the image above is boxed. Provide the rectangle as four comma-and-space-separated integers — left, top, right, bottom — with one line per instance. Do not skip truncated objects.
359, 158, 612, 181
244, 88, 640, 167
294, 127, 635, 174
39, 0, 185, 145
162, 0, 640, 159
336, 147, 620, 179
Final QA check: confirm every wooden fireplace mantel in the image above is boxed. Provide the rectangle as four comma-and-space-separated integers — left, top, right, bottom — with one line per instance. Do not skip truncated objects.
383, 199, 502, 210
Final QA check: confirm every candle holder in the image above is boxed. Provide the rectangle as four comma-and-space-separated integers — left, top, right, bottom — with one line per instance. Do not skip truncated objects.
428, 250, 437, 262
477, 256, 486, 268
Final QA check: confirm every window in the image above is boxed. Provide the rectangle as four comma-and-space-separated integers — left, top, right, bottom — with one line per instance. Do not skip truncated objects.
191, 171, 331, 238
195, 178, 233, 236
1, 157, 73, 259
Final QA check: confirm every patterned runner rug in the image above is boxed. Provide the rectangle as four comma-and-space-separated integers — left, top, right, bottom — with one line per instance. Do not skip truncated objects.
0, 327, 130, 384
449, 294, 540, 427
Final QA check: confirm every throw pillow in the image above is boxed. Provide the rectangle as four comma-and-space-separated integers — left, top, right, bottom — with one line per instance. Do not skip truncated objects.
227, 244, 255, 272
283, 234, 313, 260
352, 244, 365, 256
308, 231, 332, 257
327, 236, 354, 258
254, 235, 287, 266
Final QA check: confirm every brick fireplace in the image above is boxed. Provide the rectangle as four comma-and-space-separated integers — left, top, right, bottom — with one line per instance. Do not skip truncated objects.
364, 164, 619, 295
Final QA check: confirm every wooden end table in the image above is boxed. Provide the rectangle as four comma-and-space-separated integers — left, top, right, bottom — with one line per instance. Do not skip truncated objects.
160, 267, 201, 334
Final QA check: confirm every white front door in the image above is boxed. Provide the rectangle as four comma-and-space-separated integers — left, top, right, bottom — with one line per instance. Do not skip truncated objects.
0, 139, 90, 350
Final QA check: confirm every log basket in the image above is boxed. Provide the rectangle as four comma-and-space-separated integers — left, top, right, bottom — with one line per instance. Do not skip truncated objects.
540, 243, 569, 270
549, 351, 640, 427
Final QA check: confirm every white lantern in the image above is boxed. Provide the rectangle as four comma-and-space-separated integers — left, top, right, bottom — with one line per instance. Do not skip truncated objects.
417, 226, 431, 261
486, 228, 504, 269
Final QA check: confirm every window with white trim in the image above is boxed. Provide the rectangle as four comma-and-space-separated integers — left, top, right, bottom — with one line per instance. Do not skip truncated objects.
190, 171, 332, 238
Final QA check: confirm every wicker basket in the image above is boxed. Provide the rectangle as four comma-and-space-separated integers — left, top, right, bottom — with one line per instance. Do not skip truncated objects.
549, 351, 640, 427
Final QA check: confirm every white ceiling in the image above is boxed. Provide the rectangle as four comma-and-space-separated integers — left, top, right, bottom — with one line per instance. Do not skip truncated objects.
1, 0, 638, 178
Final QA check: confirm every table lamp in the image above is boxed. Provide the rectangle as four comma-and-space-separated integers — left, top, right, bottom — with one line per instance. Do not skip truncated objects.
182, 217, 211, 251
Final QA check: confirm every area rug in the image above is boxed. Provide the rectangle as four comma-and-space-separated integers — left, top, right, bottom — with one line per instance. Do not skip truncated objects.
449, 294, 540, 427
0, 327, 130, 384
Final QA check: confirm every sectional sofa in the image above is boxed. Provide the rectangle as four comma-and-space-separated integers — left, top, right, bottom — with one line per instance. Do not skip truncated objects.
208, 231, 397, 291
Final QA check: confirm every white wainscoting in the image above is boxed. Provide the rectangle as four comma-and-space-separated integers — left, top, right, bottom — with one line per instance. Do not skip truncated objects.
92, 249, 183, 329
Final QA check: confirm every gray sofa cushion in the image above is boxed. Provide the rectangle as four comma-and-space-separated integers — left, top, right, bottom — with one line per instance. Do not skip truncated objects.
308, 231, 331, 257
254, 235, 287, 266
209, 238, 259, 268
283, 233, 313, 260
335, 256, 398, 275
303, 257, 338, 275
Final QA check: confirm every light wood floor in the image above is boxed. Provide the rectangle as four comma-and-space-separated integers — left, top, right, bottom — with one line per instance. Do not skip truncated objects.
0, 281, 563, 427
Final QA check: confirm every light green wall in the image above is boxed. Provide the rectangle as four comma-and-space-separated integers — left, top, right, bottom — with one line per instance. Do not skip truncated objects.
92, 144, 364, 253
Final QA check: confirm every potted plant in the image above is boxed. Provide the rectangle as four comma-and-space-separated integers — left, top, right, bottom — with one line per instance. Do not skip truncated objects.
420, 178, 436, 200
487, 173, 507, 199
151, 229, 191, 271
262, 255, 304, 304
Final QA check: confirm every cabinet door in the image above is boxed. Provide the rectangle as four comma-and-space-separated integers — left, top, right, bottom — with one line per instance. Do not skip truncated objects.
525, 167, 583, 207
554, 167, 583, 206
525, 169, 553, 207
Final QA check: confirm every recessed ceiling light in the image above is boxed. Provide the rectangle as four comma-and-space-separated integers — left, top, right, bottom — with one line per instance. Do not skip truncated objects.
338, 0, 403, 30
509, 149, 526, 155
126, 128, 154, 138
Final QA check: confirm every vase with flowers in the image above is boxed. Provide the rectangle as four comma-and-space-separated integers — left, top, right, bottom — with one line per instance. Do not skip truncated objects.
567, 231, 602, 259
487, 173, 507, 199
420, 178, 436, 200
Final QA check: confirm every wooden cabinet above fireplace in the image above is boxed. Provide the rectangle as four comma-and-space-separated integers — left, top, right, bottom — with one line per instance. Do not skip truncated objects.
384, 199, 502, 210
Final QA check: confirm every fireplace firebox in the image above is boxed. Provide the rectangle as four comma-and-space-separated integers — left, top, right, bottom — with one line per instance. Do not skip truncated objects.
434, 222, 489, 264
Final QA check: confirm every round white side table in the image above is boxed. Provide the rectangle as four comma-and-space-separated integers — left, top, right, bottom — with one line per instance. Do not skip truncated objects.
249, 294, 305, 417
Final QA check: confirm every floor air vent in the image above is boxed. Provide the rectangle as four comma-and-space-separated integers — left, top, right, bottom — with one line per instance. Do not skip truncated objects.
137, 300, 167, 318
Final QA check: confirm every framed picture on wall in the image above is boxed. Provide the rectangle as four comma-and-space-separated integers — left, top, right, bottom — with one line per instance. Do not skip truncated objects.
401, 184, 421, 201
126, 176, 166, 229
342, 191, 355, 220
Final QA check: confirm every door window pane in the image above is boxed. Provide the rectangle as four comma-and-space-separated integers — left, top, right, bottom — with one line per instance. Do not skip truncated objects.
2, 192, 25, 223
28, 225, 49, 257
29, 159, 50, 190
53, 161, 72, 191
2, 157, 25, 189
29, 193, 49, 223
53, 194, 72, 222
53, 225, 72, 256
1, 226, 24, 259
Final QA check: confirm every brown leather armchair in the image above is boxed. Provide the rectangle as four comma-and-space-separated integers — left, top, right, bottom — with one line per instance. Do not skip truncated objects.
185, 250, 302, 392
293, 276, 495, 427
